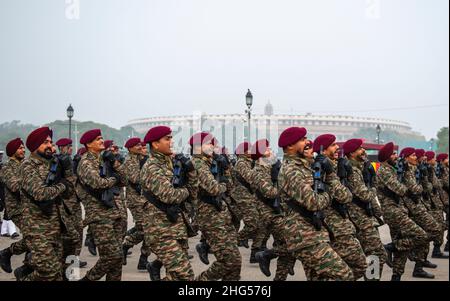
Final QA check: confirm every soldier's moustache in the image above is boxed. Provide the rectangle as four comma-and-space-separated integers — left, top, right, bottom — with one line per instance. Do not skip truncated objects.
38, 148, 53, 160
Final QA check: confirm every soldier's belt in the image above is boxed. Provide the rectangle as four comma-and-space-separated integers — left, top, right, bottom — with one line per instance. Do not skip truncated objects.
286, 199, 323, 231
331, 200, 348, 219
235, 174, 254, 194
352, 197, 374, 217
143, 190, 181, 223
199, 194, 223, 212
255, 190, 282, 214
378, 186, 401, 204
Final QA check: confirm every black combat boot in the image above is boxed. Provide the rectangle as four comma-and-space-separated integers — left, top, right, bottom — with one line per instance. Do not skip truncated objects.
412, 262, 435, 279
255, 249, 277, 277
126, 227, 137, 237
444, 241, 449, 252
146, 260, 163, 281
196, 242, 210, 265
122, 245, 131, 265
250, 248, 259, 264
238, 239, 249, 248
87, 237, 97, 256
288, 260, 295, 276
79, 260, 87, 268
431, 245, 449, 259
383, 243, 396, 268
391, 274, 401, 281
14, 264, 34, 281
137, 254, 149, 270
0, 248, 13, 273
422, 259, 437, 269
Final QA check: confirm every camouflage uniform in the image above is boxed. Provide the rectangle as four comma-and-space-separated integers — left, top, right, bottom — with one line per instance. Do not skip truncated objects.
347, 159, 387, 279
0, 158, 28, 257
122, 153, 150, 257
402, 163, 440, 261
425, 165, 446, 250
320, 160, 367, 280
140, 150, 195, 281
251, 161, 294, 281
20, 153, 70, 281
376, 162, 428, 277
193, 154, 242, 281
231, 155, 259, 246
76, 151, 125, 281
278, 154, 353, 281
437, 164, 449, 250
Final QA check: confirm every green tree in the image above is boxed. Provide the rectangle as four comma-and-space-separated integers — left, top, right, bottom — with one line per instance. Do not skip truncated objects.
353, 127, 426, 149
436, 127, 449, 153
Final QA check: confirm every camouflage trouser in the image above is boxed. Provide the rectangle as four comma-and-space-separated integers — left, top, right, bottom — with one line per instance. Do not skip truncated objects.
119, 199, 128, 241
429, 210, 445, 247
71, 202, 84, 256
252, 206, 295, 281
196, 223, 242, 281
404, 199, 440, 261
24, 233, 64, 281
330, 234, 367, 280
382, 203, 428, 276
123, 221, 150, 256
85, 218, 123, 281
62, 219, 82, 268
296, 242, 354, 281
9, 214, 29, 256
348, 204, 386, 280
236, 198, 260, 244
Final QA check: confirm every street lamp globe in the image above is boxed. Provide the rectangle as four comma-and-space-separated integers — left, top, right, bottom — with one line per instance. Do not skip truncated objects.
67, 104, 74, 119
246, 89, 253, 109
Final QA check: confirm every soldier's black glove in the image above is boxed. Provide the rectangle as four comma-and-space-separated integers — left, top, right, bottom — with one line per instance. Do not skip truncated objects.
271, 160, 282, 183
58, 154, 73, 171
315, 154, 333, 174
214, 154, 229, 171
178, 155, 195, 173
115, 154, 125, 164
102, 151, 116, 165
337, 157, 353, 178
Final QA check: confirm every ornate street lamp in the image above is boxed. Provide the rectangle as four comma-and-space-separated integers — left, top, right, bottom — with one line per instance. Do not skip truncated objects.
67, 104, 74, 140
245, 89, 253, 143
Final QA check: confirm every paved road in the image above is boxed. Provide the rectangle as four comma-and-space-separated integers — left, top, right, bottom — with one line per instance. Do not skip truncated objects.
1, 212, 448, 281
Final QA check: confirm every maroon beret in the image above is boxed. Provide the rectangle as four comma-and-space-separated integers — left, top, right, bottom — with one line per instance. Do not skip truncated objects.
189, 132, 215, 147
6, 138, 24, 157
26, 127, 53, 153
125, 137, 141, 149
56, 138, 72, 147
400, 147, 415, 158
414, 149, 425, 159
77, 147, 87, 156
378, 142, 394, 162
251, 139, 270, 161
343, 139, 363, 156
80, 129, 101, 145
313, 134, 336, 153
235, 142, 251, 155
144, 126, 172, 144
436, 153, 448, 162
278, 127, 307, 148
424, 151, 435, 161
104, 140, 114, 149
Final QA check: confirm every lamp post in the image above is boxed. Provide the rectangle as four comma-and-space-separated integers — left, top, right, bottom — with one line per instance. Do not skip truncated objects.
67, 104, 74, 140
245, 89, 253, 143
376, 124, 381, 144
430, 138, 435, 151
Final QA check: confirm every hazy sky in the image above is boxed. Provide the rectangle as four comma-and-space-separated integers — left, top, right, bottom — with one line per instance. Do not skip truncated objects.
0, 0, 448, 139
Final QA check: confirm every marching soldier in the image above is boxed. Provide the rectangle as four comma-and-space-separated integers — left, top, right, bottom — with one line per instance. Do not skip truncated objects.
76, 129, 126, 281
0, 138, 31, 277
122, 137, 151, 270
251, 139, 295, 280
55, 138, 87, 269
397, 147, 439, 278
312, 134, 367, 280
277, 127, 353, 281
377, 143, 429, 281
231, 141, 259, 255
191, 132, 242, 281
436, 153, 449, 253
343, 139, 387, 280
19, 127, 72, 281
423, 151, 448, 259
140, 126, 196, 281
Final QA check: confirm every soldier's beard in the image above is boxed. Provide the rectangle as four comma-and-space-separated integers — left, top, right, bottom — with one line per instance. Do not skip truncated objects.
37, 149, 53, 160
387, 159, 396, 167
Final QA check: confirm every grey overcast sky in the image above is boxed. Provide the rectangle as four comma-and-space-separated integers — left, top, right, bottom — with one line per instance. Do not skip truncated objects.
0, 0, 448, 139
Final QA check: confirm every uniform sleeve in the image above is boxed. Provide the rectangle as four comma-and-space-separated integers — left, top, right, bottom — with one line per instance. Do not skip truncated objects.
2, 166, 21, 193
377, 166, 408, 196
142, 163, 189, 205
78, 159, 116, 190
283, 166, 330, 211
196, 160, 227, 196
403, 168, 423, 195
235, 160, 255, 185
254, 166, 278, 199
347, 168, 375, 203
326, 172, 352, 204
21, 163, 65, 202
125, 160, 140, 185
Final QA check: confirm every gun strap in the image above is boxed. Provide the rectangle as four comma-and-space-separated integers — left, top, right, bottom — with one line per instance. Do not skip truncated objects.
236, 174, 253, 194
129, 182, 141, 194
21, 189, 54, 216
255, 190, 278, 209
198, 193, 222, 211
378, 186, 401, 204
142, 190, 179, 216
286, 199, 323, 228
79, 181, 104, 203
351, 197, 373, 216
331, 199, 348, 218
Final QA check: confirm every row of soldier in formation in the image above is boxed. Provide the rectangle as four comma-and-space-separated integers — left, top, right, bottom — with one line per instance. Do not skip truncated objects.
0, 124, 448, 281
